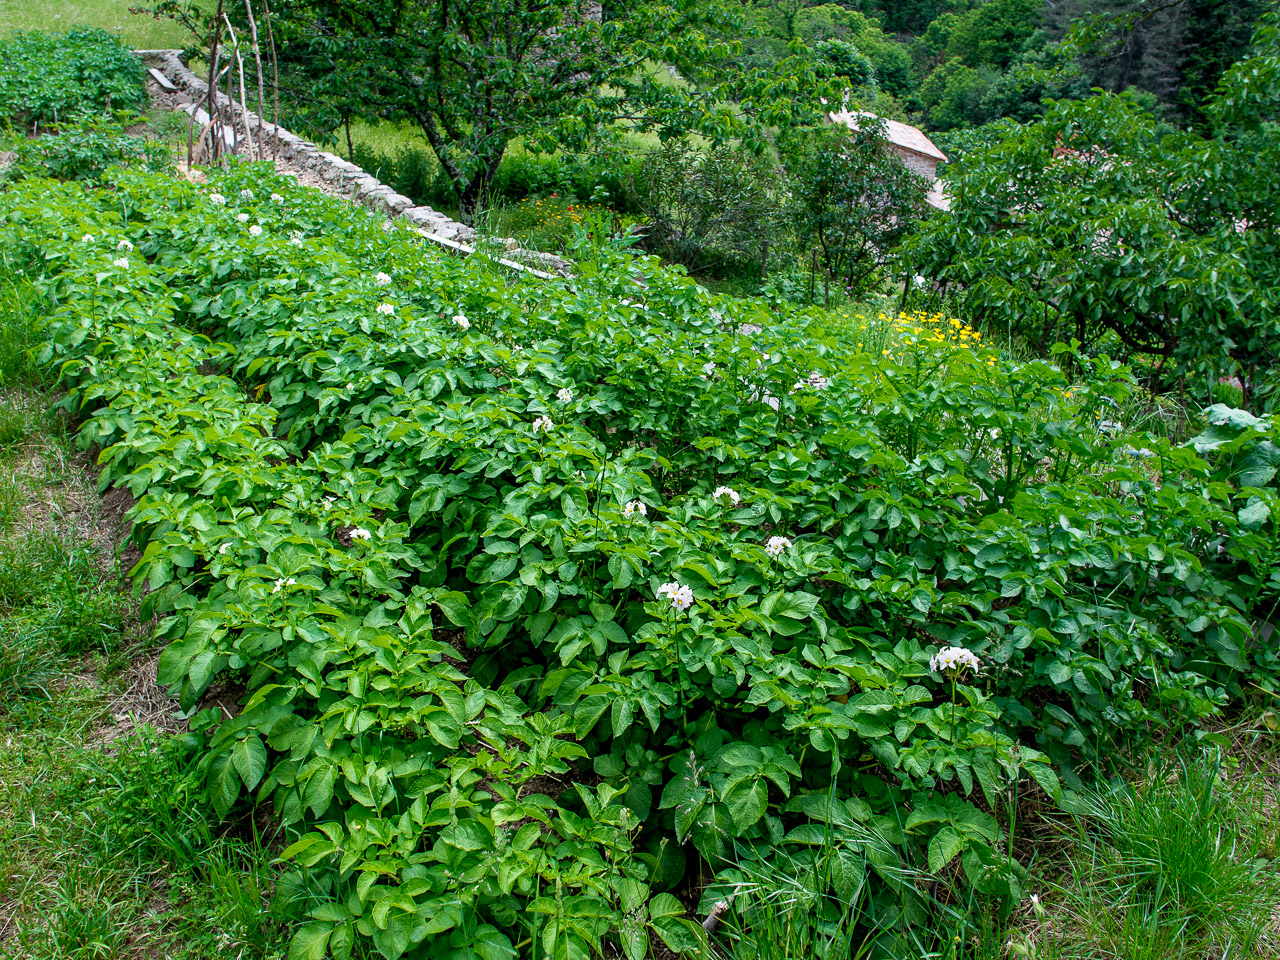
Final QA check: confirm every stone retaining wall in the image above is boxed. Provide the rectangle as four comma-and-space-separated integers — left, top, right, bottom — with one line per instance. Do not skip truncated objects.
135, 49, 571, 279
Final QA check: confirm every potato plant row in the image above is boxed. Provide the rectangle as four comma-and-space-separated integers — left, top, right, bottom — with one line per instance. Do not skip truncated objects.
3, 160, 1276, 960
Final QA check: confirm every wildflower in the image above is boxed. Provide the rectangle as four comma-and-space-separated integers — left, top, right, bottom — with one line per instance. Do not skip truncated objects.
112, 257, 129, 268
270, 192, 284, 203
531, 415, 553, 433
350, 527, 372, 541
289, 230, 304, 247
930, 646, 981, 674
375, 271, 392, 286
236, 213, 250, 223
345, 382, 354, 390
116, 238, 133, 251
272, 576, 297, 594
249, 224, 262, 237
217, 543, 231, 555
453, 314, 471, 330
913, 274, 927, 286
376, 303, 395, 316
623, 500, 647, 519
712, 485, 741, 506
81, 233, 94, 243
240, 188, 254, 199
764, 535, 791, 557
556, 387, 573, 402
657, 581, 694, 612
209, 193, 226, 205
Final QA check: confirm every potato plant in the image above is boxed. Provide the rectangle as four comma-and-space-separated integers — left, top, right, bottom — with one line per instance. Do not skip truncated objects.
2, 160, 1276, 960
0, 30, 147, 130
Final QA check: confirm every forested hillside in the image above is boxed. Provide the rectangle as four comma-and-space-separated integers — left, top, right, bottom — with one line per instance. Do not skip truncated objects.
736, 0, 1273, 131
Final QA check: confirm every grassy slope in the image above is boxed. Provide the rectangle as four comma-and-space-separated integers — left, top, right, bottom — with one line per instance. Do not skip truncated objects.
0, 0, 187, 47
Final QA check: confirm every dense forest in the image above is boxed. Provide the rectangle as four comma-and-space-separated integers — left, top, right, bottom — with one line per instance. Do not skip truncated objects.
739, 0, 1273, 133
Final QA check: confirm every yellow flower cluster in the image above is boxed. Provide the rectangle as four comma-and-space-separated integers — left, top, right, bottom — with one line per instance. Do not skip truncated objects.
886, 310, 983, 347
510, 196, 592, 231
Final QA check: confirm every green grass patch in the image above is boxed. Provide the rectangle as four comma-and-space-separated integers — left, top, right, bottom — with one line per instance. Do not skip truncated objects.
0, 0, 188, 49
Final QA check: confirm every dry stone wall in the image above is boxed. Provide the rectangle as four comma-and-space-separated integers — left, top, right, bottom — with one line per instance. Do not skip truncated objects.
135, 49, 572, 279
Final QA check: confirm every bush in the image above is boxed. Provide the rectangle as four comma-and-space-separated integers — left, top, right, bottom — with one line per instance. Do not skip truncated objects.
5, 158, 1277, 960
0, 29, 148, 129
12, 118, 170, 182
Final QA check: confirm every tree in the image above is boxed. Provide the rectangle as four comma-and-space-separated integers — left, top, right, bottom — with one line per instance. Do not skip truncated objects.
269, 0, 842, 220
903, 17, 1280, 406
780, 120, 931, 299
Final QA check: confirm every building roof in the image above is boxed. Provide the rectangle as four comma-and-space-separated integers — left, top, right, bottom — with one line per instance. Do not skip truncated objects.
828, 109, 948, 163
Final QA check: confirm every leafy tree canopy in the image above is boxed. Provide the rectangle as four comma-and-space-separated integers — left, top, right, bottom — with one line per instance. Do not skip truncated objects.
905, 16, 1280, 404
269, 0, 847, 219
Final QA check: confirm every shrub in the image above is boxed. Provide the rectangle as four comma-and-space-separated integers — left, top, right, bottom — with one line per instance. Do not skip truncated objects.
12, 118, 170, 182
0, 29, 147, 129
5, 158, 1277, 959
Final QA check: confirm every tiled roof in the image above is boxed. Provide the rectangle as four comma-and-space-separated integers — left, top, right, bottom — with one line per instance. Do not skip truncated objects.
829, 109, 949, 163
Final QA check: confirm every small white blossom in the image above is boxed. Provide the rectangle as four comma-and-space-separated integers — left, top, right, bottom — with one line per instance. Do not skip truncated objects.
375, 271, 392, 286
703, 361, 717, 377
712, 485, 741, 506
531, 415, 553, 434
556, 387, 573, 402
240, 188, 254, 199
116, 238, 133, 251
657, 581, 694, 612
218, 542, 231, 555
453, 314, 471, 330
270, 192, 284, 204
289, 230, 304, 247
623, 500, 648, 519
236, 212, 250, 223
350, 527, 372, 541
765, 536, 791, 557
112, 257, 129, 268
81, 233, 95, 243
376, 302, 395, 316
272, 576, 297, 594
209, 193, 227, 205
344, 382, 354, 390
930, 646, 982, 674
249, 224, 262, 237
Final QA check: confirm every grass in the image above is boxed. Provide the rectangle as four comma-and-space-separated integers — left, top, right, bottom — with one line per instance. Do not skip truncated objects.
0, 0, 188, 48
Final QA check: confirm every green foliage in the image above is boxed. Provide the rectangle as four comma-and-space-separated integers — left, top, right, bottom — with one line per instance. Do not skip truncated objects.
5, 156, 1278, 959
904, 61, 1280, 404
0, 29, 147, 130
780, 120, 930, 296
11, 117, 171, 182
269, 0, 843, 219
626, 141, 784, 273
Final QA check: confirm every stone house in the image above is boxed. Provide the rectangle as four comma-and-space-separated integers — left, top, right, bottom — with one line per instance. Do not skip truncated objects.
828, 108, 951, 210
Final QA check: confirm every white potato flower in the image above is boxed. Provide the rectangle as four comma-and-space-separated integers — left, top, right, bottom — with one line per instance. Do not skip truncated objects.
930, 646, 981, 674
112, 257, 129, 268
249, 224, 262, 237
375, 271, 392, 286
272, 576, 297, 594
270, 193, 284, 203
240, 188, 254, 199
623, 500, 647, 519
765, 536, 791, 557
531, 415, 553, 434
376, 303, 395, 316
236, 213, 250, 223
350, 527, 372, 541
81, 233, 95, 243
556, 387, 573, 402
453, 314, 471, 330
218, 542, 231, 555
712, 485, 741, 505
657, 581, 694, 612
116, 238, 133, 251
209, 193, 226, 205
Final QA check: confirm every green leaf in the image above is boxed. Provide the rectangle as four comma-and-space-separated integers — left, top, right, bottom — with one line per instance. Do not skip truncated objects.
724, 778, 768, 831
289, 922, 332, 960
927, 825, 965, 873
231, 735, 268, 790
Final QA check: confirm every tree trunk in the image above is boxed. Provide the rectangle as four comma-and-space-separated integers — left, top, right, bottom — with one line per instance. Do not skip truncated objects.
455, 144, 507, 224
